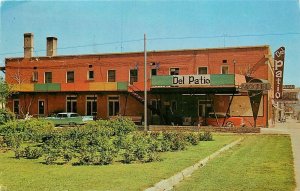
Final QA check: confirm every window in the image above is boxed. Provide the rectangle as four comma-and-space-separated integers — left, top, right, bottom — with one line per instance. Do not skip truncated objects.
67, 71, 74, 83
88, 70, 94, 80
13, 100, 20, 115
170, 68, 179, 75
223, 60, 227, 64
108, 96, 119, 116
150, 99, 161, 115
130, 69, 138, 85
151, 68, 157, 77
32, 71, 38, 82
221, 66, 229, 74
86, 96, 97, 116
108, 70, 116, 82
57, 113, 67, 118
38, 100, 45, 115
45, 72, 52, 83
66, 95, 77, 113
198, 67, 208, 74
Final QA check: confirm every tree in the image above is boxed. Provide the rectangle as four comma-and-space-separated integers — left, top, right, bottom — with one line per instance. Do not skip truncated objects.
0, 77, 11, 108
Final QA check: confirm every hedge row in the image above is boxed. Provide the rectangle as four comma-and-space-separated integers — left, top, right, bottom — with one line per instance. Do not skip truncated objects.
0, 117, 213, 165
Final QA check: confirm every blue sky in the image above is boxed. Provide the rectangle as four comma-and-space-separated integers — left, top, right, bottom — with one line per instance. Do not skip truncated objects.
1, 0, 300, 86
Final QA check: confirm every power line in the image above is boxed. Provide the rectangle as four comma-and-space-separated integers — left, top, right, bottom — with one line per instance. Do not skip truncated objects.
1, 32, 300, 56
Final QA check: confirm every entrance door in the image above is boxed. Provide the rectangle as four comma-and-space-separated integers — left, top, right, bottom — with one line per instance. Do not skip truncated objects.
38, 100, 45, 116
198, 104, 206, 117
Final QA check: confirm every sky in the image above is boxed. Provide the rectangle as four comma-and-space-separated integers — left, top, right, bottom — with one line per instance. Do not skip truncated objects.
0, 0, 300, 87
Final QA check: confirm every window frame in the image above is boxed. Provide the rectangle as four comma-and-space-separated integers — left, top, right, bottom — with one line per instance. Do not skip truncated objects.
198, 67, 208, 75
107, 70, 116, 82
44, 72, 52, 83
66, 71, 75, 83
87, 70, 94, 80
86, 95, 97, 116
107, 95, 120, 117
129, 69, 138, 85
221, 66, 229, 74
66, 95, 77, 113
169, 67, 179, 75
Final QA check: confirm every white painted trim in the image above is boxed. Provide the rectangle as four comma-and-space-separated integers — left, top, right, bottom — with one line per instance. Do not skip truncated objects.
38, 99, 45, 115
107, 95, 120, 117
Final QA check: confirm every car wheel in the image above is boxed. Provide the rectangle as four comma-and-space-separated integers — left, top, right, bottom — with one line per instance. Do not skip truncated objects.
225, 121, 235, 128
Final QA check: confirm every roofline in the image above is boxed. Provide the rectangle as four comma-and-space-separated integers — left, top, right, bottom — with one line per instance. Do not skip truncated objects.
5, 45, 270, 61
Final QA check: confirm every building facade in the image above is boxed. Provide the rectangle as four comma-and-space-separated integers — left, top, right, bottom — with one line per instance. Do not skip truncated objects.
3, 33, 274, 127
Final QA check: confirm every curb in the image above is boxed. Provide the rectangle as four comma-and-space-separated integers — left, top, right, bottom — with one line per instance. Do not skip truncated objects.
144, 137, 244, 191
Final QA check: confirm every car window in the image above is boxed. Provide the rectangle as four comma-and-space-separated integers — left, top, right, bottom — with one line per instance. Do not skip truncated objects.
70, 113, 79, 117
57, 114, 67, 118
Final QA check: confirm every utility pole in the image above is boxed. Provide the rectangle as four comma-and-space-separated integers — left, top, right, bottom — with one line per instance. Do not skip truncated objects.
144, 34, 147, 131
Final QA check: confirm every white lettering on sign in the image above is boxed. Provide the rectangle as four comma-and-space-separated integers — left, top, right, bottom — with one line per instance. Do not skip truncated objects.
172, 75, 211, 86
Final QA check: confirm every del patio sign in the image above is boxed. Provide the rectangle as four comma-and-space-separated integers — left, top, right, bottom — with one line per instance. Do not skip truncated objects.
172, 75, 211, 86
273, 47, 285, 99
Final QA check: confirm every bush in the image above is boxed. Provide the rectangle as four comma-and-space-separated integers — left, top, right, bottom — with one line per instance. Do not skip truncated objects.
23, 146, 43, 159
199, 131, 213, 141
0, 109, 15, 125
185, 133, 199, 145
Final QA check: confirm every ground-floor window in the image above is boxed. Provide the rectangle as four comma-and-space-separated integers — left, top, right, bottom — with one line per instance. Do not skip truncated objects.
86, 95, 97, 116
66, 95, 77, 113
38, 100, 45, 115
108, 96, 119, 116
13, 99, 20, 115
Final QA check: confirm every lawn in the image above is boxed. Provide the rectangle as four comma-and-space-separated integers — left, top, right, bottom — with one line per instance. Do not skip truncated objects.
175, 135, 296, 191
0, 134, 238, 191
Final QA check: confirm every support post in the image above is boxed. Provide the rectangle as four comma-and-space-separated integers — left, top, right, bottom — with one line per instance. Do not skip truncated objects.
144, 34, 147, 131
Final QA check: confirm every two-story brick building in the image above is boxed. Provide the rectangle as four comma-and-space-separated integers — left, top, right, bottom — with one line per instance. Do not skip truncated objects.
3, 33, 274, 127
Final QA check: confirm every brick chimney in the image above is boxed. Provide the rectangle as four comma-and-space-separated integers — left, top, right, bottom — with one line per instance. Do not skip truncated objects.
46, 37, 57, 56
24, 33, 34, 58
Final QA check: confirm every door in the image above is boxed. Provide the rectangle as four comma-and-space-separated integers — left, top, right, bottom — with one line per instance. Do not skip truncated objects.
38, 100, 45, 116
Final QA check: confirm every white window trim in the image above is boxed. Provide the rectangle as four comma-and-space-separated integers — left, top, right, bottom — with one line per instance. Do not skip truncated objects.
66, 71, 74, 83
86, 95, 97, 116
107, 95, 120, 117
87, 70, 94, 80
221, 65, 229, 74
66, 95, 77, 112
198, 66, 208, 75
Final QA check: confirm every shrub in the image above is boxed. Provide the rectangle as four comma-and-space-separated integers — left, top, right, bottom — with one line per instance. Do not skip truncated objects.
199, 131, 213, 141
0, 108, 15, 125
185, 132, 199, 145
23, 146, 43, 159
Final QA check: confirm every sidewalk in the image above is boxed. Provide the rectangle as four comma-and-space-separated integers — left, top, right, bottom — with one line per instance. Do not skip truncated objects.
261, 119, 300, 191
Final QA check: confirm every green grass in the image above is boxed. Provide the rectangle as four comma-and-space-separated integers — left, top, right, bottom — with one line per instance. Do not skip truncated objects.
0, 134, 238, 191
175, 135, 296, 191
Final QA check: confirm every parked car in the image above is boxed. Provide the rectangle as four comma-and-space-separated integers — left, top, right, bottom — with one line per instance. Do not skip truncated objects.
45, 112, 93, 126
206, 112, 245, 127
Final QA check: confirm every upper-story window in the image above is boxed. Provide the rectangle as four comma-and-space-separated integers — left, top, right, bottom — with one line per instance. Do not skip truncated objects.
221, 66, 229, 74
67, 71, 74, 83
88, 70, 94, 80
130, 69, 138, 85
108, 70, 116, 82
223, 59, 228, 64
151, 68, 157, 77
198, 67, 208, 74
170, 68, 179, 75
45, 72, 52, 83
32, 71, 38, 82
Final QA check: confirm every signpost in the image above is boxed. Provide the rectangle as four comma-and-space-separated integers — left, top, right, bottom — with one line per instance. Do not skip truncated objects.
172, 75, 211, 86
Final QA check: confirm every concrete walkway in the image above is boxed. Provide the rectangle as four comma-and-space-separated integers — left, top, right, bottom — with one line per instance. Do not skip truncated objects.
261, 119, 300, 191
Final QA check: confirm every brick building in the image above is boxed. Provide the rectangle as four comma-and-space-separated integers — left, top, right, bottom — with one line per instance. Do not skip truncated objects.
3, 33, 274, 127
